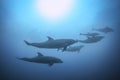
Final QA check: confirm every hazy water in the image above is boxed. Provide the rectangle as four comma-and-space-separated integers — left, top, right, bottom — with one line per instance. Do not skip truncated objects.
1, 0, 120, 80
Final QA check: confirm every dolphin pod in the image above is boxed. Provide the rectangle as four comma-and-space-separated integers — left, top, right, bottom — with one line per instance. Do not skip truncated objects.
17, 26, 114, 66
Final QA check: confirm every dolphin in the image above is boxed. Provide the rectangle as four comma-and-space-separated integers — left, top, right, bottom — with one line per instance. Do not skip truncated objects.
17, 52, 63, 66
60, 45, 84, 53
24, 36, 78, 51
80, 32, 100, 38
79, 36, 104, 43
92, 26, 114, 33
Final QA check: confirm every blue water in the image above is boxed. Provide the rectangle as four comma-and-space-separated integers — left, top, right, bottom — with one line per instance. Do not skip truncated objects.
1, 0, 120, 80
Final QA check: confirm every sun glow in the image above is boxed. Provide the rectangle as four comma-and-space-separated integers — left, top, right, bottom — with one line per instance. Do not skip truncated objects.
35, 0, 75, 21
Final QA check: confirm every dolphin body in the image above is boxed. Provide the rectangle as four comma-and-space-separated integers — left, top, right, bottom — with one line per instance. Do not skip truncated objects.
61, 45, 84, 53
79, 36, 104, 43
17, 52, 63, 66
24, 36, 78, 51
80, 32, 100, 37
92, 26, 114, 33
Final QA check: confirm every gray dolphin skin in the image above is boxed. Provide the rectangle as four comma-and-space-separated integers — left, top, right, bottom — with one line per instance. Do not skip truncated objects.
24, 36, 78, 51
80, 32, 100, 37
17, 52, 63, 66
92, 26, 114, 33
79, 36, 104, 43
62, 45, 84, 53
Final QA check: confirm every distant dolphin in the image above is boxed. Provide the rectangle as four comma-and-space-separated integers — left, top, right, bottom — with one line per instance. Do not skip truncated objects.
17, 52, 63, 66
80, 32, 100, 37
79, 36, 104, 43
24, 36, 78, 51
92, 26, 114, 33
60, 45, 84, 53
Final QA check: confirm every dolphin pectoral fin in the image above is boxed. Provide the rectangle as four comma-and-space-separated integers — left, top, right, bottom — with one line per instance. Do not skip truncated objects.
62, 46, 67, 52
48, 63, 54, 67
24, 40, 31, 45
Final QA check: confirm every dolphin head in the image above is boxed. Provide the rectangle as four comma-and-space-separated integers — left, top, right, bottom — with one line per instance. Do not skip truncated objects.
54, 58, 63, 63
17, 57, 30, 62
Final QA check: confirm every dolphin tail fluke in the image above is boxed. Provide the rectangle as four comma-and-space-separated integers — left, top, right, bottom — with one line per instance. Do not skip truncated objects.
62, 46, 67, 52
24, 40, 31, 45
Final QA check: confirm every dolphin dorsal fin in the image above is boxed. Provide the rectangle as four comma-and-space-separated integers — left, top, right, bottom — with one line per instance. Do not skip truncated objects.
47, 36, 54, 41
37, 52, 44, 56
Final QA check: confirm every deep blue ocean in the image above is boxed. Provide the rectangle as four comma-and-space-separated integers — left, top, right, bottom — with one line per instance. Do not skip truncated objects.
0, 0, 120, 80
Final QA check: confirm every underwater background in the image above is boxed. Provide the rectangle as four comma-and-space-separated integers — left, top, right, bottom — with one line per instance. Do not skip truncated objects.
0, 0, 120, 80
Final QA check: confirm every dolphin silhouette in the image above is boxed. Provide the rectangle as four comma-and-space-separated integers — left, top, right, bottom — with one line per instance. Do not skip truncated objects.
79, 36, 104, 43
24, 36, 78, 51
92, 26, 114, 33
60, 45, 84, 53
80, 32, 100, 38
17, 52, 63, 66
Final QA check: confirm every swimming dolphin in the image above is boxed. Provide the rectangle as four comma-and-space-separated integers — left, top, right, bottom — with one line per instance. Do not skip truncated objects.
79, 36, 104, 43
17, 52, 63, 66
60, 45, 84, 53
80, 32, 100, 37
24, 36, 78, 51
92, 26, 114, 33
